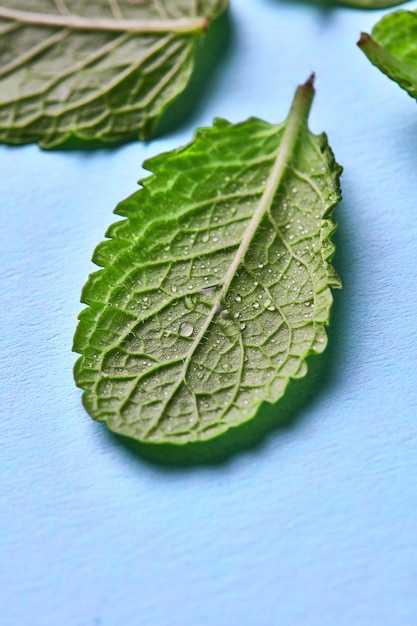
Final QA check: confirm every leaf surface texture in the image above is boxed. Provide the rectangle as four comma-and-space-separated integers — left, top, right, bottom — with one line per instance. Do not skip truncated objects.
73, 78, 343, 445
0, 0, 227, 147
358, 9, 417, 100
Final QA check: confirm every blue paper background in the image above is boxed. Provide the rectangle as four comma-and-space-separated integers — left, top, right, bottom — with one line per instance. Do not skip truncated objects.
1, 1, 417, 625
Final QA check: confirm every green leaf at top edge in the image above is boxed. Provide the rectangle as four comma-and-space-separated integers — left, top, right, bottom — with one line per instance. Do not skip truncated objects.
0, 0, 227, 149
358, 9, 417, 100
73, 76, 343, 446
338, 0, 411, 9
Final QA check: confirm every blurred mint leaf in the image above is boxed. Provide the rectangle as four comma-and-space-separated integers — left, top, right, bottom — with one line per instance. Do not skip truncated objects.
73, 77, 343, 445
0, 0, 227, 148
358, 9, 417, 100
339, 1, 410, 8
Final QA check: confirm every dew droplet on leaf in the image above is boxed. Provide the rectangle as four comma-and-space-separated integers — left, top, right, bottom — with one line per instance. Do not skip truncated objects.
179, 322, 194, 337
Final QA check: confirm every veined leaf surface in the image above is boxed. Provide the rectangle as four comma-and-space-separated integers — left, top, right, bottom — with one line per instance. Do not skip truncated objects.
73, 77, 343, 445
0, 0, 227, 148
358, 9, 417, 100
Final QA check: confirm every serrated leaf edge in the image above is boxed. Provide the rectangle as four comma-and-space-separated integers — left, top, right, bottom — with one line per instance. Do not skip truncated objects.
73, 78, 343, 445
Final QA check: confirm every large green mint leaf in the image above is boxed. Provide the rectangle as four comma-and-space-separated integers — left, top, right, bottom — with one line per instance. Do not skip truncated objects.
73, 77, 343, 445
0, 0, 227, 148
358, 9, 417, 100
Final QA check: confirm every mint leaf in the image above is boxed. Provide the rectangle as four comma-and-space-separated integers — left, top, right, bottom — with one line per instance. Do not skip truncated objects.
358, 9, 417, 100
73, 77, 343, 445
338, 1, 410, 8
0, 0, 227, 148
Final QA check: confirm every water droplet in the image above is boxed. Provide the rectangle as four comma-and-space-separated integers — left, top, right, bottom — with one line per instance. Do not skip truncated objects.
143, 296, 148, 302
292, 187, 297, 193
258, 263, 264, 269
220, 309, 229, 317
289, 234, 294, 240
222, 362, 231, 371
235, 294, 242, 302
188, 284, 193, 290
201, 234, 209, 243
253, 301, 259, 309
179, 322, 194, 337
171, 286, 177, 293
264, 299, 275, 311
213, 237, 218, 243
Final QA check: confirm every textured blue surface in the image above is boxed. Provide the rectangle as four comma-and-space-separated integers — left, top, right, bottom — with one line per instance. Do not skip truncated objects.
1, 1, 417, 625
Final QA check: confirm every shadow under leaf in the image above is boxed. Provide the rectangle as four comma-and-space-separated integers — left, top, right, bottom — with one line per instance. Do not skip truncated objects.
154, 9, 234, 138
267, 0, 335, 10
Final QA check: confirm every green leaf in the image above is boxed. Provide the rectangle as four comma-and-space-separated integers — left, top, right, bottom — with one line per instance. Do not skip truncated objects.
73, 77, 343, 445
0, 0, 227, 148
358, 9, 417, 100
337, 0, 410, 8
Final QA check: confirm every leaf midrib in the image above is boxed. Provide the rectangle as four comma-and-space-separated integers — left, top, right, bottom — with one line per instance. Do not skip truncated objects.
140, 77, 315, 436
0, 6, 208, 35
181, 78, 315, 374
